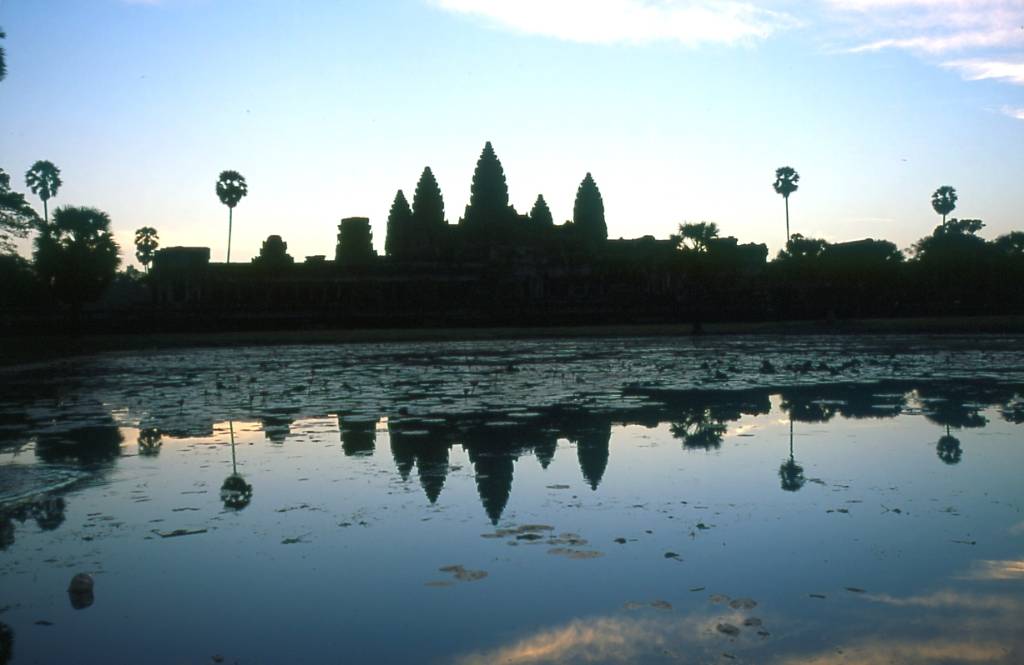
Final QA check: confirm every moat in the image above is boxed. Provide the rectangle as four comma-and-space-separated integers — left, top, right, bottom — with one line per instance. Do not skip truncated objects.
1, 335, 1022, 664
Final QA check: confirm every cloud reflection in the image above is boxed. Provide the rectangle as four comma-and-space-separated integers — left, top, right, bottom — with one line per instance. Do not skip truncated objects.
864, 590, 1020, 612
960, 559, 1024, 581
452, 610, 741, 665
774, 640, 1010, 665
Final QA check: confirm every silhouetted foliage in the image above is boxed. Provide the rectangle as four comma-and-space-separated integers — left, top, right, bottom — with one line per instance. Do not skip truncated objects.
0, 167, 38, 253
336, 217, 375, 266
138, 427, 162, 456
779, 458, 805, 491
529, 194, 553, 229
673, 222, 719, 252
936, 434, 962, 465
773, 166, 799, 241
1000, 396, 1024, 424
931, 185, 957, 224
921, 398, 986, 430
0, 622, 11, 665
25, 160, 61, 225
573, 172, 607, 246
385, 189, 413, 259
134, 226, 159, 273
769, 235, 905, 319
0, 253, 43, 308
0, 27, 7, 82
910, 218, 994, 314
778, 233, 826, 261
994, 231, 1024, 257
33, 206, 120, 315
216, 170, 247, 263
670, 408, 727, 450
253, 234, 294, 268
913, 218, 986, 262
221, 474, 253, 510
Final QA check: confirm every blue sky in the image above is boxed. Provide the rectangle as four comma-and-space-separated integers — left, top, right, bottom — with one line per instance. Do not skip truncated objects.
1, 0, 1022, 265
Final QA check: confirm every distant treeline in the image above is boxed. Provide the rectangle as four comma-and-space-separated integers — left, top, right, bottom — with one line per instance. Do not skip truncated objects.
1, 142, 1023, 331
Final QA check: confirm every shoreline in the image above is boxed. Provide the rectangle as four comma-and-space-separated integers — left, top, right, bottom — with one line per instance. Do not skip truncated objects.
3, 315, 1024, 368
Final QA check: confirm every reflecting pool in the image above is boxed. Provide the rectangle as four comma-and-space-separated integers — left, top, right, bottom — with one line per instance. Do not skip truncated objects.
1, 336, 1022, 664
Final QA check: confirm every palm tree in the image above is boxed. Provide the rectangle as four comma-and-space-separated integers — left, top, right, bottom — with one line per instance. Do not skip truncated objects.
134, 226, 159, 273
25, 160, 62, 224
216, 170, 247, 262
773, 166, 800, 242
931, 186, 957, 224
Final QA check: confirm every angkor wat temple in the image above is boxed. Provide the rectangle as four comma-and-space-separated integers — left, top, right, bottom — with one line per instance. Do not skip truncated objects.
146, 141, 1018, 330
150, 142, 768, 329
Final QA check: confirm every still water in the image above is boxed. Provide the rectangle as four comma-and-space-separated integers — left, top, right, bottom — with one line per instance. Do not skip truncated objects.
1, 336, 1022, 664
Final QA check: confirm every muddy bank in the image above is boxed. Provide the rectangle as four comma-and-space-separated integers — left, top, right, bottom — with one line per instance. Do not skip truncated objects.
3, 315, 1024, 367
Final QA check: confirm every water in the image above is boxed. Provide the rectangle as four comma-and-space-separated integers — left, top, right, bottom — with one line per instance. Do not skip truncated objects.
1, 336, 1022, 664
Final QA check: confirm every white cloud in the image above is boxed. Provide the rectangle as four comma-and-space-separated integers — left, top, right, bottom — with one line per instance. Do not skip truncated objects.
432, 0, 798, 47
826, 0, 1024, 54
851, 30, 1023, 55
943, 58, 1024, 85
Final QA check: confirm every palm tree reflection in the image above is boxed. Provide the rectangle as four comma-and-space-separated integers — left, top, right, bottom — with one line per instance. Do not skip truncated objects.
936, 425, 963, 465
220, 421, 253, 510
138, 427, 162, 456
779, 420, 806, 492
920, 388, 986, 466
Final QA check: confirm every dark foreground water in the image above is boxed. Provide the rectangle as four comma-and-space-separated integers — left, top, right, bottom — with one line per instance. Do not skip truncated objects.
1, 335, 1022, 664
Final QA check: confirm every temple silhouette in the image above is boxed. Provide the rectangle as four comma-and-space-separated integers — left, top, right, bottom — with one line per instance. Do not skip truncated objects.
147, 142, 768, 329
137, 143, 1024, 330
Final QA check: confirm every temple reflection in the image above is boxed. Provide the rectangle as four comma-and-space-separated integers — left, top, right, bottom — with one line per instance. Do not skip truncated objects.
339, 417, 376, 457
1, 379, 1021, 529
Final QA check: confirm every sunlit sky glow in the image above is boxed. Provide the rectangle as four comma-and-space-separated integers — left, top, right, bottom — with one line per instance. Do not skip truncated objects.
1, 0, 1022, 265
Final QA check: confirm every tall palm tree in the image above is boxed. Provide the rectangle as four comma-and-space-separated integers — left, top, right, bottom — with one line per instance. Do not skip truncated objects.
216, 170, 247, 262
134, 226, 160, 273
773, 166, 800, 242
25, 160, 62, 224
931, 186, 957, 224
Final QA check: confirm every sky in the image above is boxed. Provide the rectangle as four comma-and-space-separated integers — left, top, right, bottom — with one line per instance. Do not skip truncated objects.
1, 0, 1022, 266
